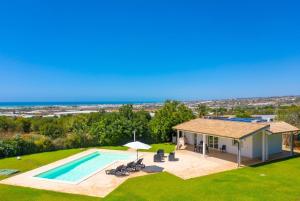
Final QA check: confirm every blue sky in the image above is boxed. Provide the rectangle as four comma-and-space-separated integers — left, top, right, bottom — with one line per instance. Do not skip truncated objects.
0, 0, 299, 102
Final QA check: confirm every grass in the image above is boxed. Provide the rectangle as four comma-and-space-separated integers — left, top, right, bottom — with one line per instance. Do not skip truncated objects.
0, 185, 100, 201
97, 146, 129, 151
140, 143, 175, 153
105, 156, 300, 201
1, 148, 300, 201
99, 143, 176, 153
0, 148, 85, 180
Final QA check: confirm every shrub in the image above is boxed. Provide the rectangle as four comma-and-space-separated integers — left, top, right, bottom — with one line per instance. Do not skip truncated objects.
52, 137, 67, 149
65, 133, 81, 148
40, 123, 64, 139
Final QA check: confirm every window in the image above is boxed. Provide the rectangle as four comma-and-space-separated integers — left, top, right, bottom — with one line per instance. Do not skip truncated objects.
208, 136, 219, 149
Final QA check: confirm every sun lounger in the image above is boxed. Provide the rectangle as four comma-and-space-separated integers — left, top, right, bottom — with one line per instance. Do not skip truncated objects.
125, 161, 139, 172
135, 158, 145, 169
105, 165, 129, 176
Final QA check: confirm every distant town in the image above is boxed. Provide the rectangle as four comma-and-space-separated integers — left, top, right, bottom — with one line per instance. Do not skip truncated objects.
0, 95, 299, 118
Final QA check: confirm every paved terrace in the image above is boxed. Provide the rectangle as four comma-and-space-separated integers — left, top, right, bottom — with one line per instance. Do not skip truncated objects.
0, 148, 291, 197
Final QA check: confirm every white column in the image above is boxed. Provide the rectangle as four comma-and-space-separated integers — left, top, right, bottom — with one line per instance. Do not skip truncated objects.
262, 131, 266, 162
265, 134, 269, 160
176, 130, 180, 150
290, 133, 294, 156
237, 140, 241, 167
202, 134, 206, 157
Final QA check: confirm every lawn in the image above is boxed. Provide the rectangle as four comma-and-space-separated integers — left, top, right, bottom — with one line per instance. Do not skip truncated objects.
140, 143, 175, 153
99, 143, 175, 153
106, 157, 300, 201
0, 148, 85, 180
98, 146, 129, 151
0, 148, 300, 201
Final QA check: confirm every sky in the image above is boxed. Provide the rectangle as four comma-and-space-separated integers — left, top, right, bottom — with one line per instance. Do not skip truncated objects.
0, 0, 299, 102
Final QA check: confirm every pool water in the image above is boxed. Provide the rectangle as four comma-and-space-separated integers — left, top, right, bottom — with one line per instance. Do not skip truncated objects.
35, 151, 133, 183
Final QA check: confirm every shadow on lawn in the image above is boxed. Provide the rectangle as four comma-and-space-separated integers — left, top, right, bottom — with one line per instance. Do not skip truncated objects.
250, 154, 300, 168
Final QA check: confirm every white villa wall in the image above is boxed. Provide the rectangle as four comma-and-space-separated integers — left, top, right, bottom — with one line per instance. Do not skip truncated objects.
252, 132, 263, 158
252, 132, 283, 159
219, 136, 253, 158
197, 134, 203, 144
184, 132, 195, 144
183, 132, 203, 145
183, 130, 283, 159
183, 132, 253, 158
267, 133, 282, 155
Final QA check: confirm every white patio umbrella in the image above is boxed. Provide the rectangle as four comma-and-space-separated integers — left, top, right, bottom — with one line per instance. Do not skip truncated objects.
124, 141, 151, 160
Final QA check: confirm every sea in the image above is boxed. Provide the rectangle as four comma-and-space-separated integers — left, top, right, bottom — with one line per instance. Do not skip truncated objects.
0, 101, 162, 108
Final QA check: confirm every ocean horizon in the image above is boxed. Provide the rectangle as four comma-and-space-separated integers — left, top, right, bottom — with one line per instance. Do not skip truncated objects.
0, 101, 163, 108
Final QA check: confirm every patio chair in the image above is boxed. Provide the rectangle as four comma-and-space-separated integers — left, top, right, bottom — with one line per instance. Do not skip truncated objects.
206, 144, 209, 153
157, 149, 165, 158
198, 145, 203, 153
194, 143, 197, 152
168, 152, 178, 161
220, 145, 226, 153
153, 154, 164, 162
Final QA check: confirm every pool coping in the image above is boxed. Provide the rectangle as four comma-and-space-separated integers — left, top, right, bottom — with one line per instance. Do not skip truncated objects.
33, 151, 136, 185
1, 149, 133, 183
1, 148, 148, 197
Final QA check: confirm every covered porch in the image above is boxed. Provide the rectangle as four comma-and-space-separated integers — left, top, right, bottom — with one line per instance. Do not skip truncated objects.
175, 130, 264, 167
173, 118, 300, 167
268, 121, 300, 156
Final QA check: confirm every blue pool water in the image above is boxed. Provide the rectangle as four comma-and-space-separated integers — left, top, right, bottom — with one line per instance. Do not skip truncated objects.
35, 152, 133, 183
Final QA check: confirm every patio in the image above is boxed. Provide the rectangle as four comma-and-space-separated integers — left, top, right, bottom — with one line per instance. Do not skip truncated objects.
0, 148, 247, 197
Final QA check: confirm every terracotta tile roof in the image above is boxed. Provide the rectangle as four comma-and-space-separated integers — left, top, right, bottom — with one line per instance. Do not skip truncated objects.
173, 118, 269, 139
265, 121, 300, 134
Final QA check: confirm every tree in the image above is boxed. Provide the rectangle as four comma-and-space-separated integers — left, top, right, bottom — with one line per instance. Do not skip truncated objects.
132, 110, 151, 142
40, 123, 64, 139
195, 104, 209, 118
119, 104, 134, 120
71, 115, 95, 147
277, 106, 300, 128
16, 118, 31, 133
150, 100, 194, 142
0, 116, 16, 132
235, 111, 252, 118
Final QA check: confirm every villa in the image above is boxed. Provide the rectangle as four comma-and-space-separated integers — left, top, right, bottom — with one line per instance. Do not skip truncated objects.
1, 118, 299, 198
174, 118, 299, 166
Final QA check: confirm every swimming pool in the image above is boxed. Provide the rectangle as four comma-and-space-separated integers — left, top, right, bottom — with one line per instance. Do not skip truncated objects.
35, 151, 134, 184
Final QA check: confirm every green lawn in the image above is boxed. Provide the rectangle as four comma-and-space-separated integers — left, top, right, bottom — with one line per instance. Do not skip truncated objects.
1, 148, 300, 201
99, 143, 175, 153
98, 146, 129, 151
106, 157, 300, 201
0, 148, 85, 180
140, 143, 175, 153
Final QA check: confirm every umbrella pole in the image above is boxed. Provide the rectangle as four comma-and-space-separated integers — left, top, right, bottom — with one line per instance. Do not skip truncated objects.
137, 149, 138, 161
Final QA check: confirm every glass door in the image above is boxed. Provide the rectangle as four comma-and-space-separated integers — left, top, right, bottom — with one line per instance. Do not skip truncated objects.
208, 136, 214, 148
208, 136, 219, 149
213, 136, 219, 149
